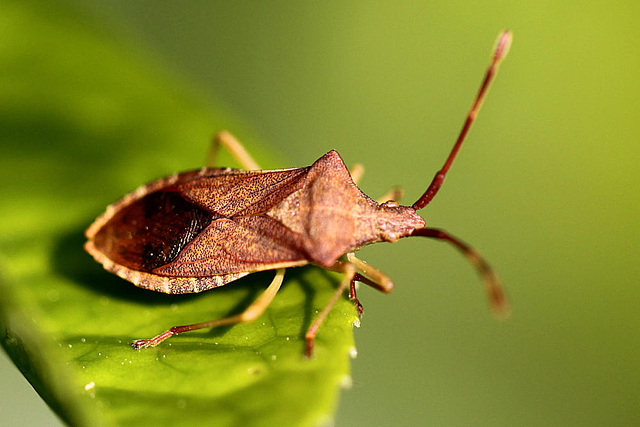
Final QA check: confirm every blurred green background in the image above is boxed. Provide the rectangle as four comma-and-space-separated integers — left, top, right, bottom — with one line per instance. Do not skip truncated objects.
2, 1, 639, 426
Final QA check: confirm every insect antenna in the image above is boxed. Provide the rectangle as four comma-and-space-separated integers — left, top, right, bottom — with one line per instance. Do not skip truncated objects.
412, 30, 512, 211
409, 227, 509, 316
406, 31, 512, 316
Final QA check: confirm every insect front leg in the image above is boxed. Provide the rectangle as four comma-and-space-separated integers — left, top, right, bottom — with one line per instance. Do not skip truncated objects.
349, 252, 396, 316
349, 163, 365, 185
303, 255, 394, 357
206, 130, 261, 170
376, 187, 404, 204
345, 272, 393, 316
322, 253, 395, 317
305, 263, 356, 358
348, 163, 403, 204
346, 252, 394, 293
133, 269, 286, 349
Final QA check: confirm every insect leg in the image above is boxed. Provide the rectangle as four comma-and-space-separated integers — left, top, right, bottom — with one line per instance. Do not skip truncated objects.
346, 252, 394, 293
375, 186, 404, 204
324, 254, 394, 317
349, 163, 365, 185
305, 263, 356, 358
410, 227, 510, 316
206, 130, 261, 170
132, 269, 286, 349
306, 256, 395, 356
349, 273, 367, 316
349, 163, 402, 204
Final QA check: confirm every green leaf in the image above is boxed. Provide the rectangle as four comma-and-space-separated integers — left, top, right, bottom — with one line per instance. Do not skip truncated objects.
0, 1, 358, 426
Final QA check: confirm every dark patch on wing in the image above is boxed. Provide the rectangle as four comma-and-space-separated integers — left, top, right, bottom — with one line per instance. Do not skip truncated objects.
92, 190, 214, 272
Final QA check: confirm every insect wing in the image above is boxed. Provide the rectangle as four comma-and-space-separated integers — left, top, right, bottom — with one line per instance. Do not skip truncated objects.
176, 167, 310, 217
86, 166, 312, 285
154, 215, 309, 277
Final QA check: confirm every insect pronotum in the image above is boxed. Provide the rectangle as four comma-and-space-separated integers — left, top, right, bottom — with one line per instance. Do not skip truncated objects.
85, 31, 512, 357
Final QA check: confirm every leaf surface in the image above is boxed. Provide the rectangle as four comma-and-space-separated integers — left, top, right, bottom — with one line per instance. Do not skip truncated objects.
0, 2, 357, 426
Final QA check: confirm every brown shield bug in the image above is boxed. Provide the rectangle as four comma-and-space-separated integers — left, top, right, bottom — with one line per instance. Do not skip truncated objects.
85, 31, 512, 357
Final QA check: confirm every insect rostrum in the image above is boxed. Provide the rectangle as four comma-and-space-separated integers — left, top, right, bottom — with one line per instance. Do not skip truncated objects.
85, 31, 512, 357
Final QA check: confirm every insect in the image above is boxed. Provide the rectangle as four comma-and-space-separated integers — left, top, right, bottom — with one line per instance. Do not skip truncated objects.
85, 31, 512, 357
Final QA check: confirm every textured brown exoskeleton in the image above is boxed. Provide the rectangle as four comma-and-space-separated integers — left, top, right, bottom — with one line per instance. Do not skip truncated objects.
85, 31, 512, 357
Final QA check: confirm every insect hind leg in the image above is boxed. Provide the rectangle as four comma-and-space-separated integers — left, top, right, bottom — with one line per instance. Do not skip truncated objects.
132, 269, 286, 349
206, 130, 261, 170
